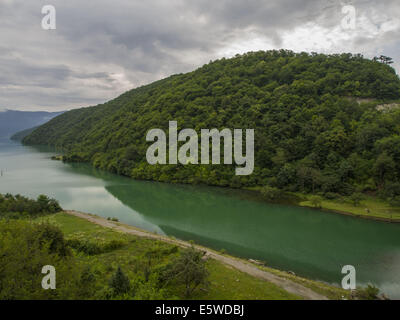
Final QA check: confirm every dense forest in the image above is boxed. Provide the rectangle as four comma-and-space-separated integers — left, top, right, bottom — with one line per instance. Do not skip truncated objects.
23, 50, 400, 201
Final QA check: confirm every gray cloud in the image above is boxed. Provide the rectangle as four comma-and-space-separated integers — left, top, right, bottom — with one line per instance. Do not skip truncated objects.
0, 0, 399, 111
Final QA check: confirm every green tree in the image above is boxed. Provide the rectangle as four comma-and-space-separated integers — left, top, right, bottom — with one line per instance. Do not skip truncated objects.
109, 266, 131, 296
390, 196, 400, 207
374, 55, 394, 65
373, 152, 396, 186
162, 246, 209, 298
0, 220, 81, 300
32, 223, 71, 257
349, 193, 364, 207
37, 194, 51, 211
260, 186, 281, 201
310, 195, 322, 208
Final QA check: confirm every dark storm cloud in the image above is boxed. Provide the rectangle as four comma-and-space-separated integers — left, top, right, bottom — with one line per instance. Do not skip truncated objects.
0, 0, 399, 111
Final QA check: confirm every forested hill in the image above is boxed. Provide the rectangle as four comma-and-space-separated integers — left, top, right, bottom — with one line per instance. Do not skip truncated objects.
24, 50, 400, 197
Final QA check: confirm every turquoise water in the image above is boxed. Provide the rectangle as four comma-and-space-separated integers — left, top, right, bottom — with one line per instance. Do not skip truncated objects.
1, 139, 399, 298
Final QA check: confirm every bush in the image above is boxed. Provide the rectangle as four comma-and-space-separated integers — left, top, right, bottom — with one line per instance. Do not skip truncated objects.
104, 240, 124, 250
260, 186, 281, 201
389, 196, 400, 207
349, 192, 364, 207
324, 192, 340, 200
356, 284, 380, 300
310, 195, 322, 208
37, 195, 62, 213
379, 182, 400, 199
0, 193, 62, 218
79, 267, 97, 297
32, 223, 71, 257
66, 238, 126, 255
0, 220, 81, 299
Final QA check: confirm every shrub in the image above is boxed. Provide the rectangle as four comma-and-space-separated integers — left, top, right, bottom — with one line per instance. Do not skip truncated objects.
66, 238, 126, 255
37, 194, 62, 213
0, 220, 81, 299
349, 192, 364, 207
0, 193, 62, 218
66, 239, 102, 255
356, 284, 380, 300
32, 223, 71, 257
379, 182, 400, 199
103, 240, 126, 251
324, 192, 340, 200
79, 267, 97, 297
260, 186, 281, 201
310, 195, 322, 208
389, 196, 400, 207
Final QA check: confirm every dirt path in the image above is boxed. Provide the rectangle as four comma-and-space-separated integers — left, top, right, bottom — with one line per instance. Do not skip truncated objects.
65, 210, 328, 300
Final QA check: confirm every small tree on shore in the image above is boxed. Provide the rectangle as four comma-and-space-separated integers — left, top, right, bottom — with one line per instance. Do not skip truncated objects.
260, 186, 281, 201
350, 192, 364, 207
310, 195, 322, 208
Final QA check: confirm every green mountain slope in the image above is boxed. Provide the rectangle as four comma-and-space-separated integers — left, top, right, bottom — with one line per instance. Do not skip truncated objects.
24, 50, 400, 197
11, 126, 40, 141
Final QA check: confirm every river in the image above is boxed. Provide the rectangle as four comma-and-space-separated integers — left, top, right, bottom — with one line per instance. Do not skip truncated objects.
0, 139, 399, 298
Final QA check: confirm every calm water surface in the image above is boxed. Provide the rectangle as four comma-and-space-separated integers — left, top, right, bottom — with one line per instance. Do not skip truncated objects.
0, 140, 399, 298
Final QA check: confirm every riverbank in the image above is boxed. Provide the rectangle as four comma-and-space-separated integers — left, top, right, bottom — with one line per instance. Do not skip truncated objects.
298, 194, 400, 223
49, 153, 400, 224
57, 210, 352, 300
246, 186, 400, 223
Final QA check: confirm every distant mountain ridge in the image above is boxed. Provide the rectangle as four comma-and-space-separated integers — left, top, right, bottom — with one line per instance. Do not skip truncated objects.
0, 110, 63, 139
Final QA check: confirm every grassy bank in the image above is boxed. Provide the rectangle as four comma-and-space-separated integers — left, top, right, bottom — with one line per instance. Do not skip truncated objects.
298, 194, 400, 222
0, 192, 384, 300
38, 212, 302, 300
248, 186, 400, 222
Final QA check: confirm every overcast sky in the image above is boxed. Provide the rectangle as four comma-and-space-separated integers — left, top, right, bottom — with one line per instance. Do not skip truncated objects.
0, 0, 399, 111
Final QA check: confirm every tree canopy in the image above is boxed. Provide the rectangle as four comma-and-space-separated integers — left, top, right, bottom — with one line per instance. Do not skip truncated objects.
0, 193, 62, 219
